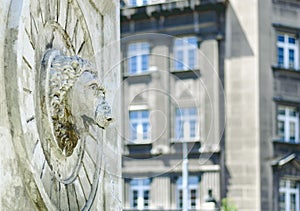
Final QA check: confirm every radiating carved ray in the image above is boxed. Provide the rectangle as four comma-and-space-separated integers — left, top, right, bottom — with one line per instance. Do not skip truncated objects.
23, 87, 32, 94
84, 148, 96, 168
74, 22, 85, 55
66, 184, 71, 211
60, 182, 69, 211
26, 116, 35, 123
77, 168, 92, 201
49, 177, 57, 201
22, 56, 32, 70
77, 176, 88, 201
77, 41, 85, 55
39, 159, 46, 179
25, 29, 35, 50
57, 182, 61, 210
82, 161, 92, 185
56, 0, 59, 22
37, 0, 45, 26
48, 0, 57, 21
71, 20, 79, 44
51, 22, 76, 54
32, 141, 46, 175
58, 1, 68, 30
22, 22, 35, 68
66, 184, 79, 211
65, 1, 70, 32
41, 165, 58, 206
73, 179, 86, 208
30, 13, 39, 45
87, 131, 98, 142
66, 5, 78, 46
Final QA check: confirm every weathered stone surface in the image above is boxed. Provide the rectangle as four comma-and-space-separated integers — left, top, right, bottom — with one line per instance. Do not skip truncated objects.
0, 0, 120, 210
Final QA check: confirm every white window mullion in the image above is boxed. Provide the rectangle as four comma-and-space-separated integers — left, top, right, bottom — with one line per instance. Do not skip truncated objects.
294, 114, 299, 142
284, 35, 289, 69
285, 109, 290, 142
295, 40, 299, 69
286, 180, 291, 211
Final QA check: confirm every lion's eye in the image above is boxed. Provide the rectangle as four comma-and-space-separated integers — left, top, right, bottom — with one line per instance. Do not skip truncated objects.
89, 83, 98, 90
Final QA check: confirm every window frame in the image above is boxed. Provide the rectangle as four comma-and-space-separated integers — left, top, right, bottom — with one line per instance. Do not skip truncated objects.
129, 110, 151, 143
279, 179, 300, 211
175, 107, 199, 142
129, 179, 151, 209
277, 105, 299, 143
277, 32, 299, 70
173, 36, 198, 71
127, 42, 150, 75
176, 176, 199, 209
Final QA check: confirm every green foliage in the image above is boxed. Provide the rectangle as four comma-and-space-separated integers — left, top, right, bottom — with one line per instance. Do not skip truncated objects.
221, 198, 238, 211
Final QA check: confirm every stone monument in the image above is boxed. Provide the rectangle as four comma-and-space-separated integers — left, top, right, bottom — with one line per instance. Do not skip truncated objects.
0, 0, 120, 210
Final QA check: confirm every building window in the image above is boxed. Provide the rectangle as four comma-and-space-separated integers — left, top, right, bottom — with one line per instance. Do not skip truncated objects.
129, 0, 148, 7
130, 179, 150, 209
175, 107, 199, 141
277, 105, 299, 143
277, 33, 299, 69
279, 179, 300, 211
176, 176, 199, 209
127, 42, 150, 74
174, 36, 198, 70
129, 110, 150, 142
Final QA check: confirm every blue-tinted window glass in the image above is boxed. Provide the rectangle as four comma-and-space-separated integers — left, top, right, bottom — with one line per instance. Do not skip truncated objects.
142, 123, 149, 139
174, 37, 197, 70
177, 120, 183, 139
175, 39, 183, 46
141, 55, 149, 71
128, 42, 150, 74
142, 111, 148, 118
289, 49, 295, 67
131, 123, 138, 140
175, 107, 198, 139
188, 37, 197, 45
144, 190, 149, 207
278, 35, 284, 42
129, 56, 137, 74
141, 42, 149, 49
278, 47, 284, 66
129, 110, 150, 141
175, 51, 184, 70
190, 120, 196, 137
289, 37, 296, 44
129, 43, 137, 51
130, 111, 138, 119
189, 108, 197, 115
188, 49, 195, 69
133, 190, 138, 208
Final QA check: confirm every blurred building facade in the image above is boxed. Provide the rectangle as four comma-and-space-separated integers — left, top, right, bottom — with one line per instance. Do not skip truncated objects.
120, 0, 300, 211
